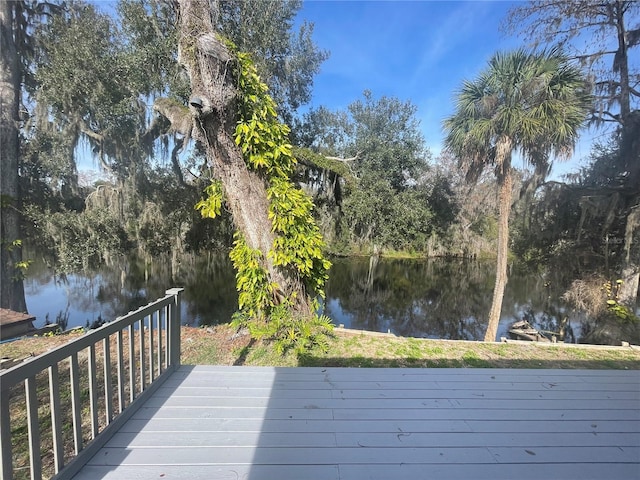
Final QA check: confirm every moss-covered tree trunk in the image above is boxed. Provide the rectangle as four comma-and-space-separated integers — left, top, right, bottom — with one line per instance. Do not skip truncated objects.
0, 1, 27, 312
175, 0, 308, 312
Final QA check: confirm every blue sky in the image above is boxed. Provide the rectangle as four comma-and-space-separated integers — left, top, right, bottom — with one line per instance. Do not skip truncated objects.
295, 0, 598, 178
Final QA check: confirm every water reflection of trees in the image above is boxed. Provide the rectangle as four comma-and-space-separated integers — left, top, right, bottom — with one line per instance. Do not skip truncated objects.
27, 250, 616, 341
177, 252, 238, 327
89, 251, 239, 327
26, 251, 239, 328
325, 258, 494, 340
324, 258, 588, 341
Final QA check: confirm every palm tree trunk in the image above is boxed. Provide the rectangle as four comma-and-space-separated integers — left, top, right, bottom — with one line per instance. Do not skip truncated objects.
485, 145, 513, 342
0, 1, 27, 313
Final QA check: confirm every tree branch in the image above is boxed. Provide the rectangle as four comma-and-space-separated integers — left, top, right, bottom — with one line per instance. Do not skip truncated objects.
590, 110, 622, 124
78, 121, 111, 171
324, 152, 360, 163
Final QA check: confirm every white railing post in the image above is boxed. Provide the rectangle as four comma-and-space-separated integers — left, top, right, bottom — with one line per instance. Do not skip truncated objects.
48, 364, 63, 474
25, 376, 42, 480
0, 389, 13, 480
166, 288, 184, 367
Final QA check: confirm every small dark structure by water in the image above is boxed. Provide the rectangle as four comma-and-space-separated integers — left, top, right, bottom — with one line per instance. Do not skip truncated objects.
0, 309, 58, 341
0, 309, 35, 340
508, 320, 552, 343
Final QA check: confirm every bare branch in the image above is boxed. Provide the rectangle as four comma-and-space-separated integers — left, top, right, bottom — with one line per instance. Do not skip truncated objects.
325, 152, 360, 163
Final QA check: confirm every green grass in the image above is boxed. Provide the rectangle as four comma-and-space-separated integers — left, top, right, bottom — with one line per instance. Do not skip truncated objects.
245, 329, 640, 370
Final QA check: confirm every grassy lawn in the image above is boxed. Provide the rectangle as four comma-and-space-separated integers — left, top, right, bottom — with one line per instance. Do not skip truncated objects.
179, 324, 640, 369
3, 325, 639, 370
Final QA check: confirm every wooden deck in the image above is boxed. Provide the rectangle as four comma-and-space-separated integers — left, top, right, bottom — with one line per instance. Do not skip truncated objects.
69, 366, 640, 480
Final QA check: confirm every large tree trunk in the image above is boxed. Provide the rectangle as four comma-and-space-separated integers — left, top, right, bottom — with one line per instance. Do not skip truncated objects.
485, 139, 513, 342
619, 205, 640, 305
0, 1, 27, 313
175, 0, 306, 310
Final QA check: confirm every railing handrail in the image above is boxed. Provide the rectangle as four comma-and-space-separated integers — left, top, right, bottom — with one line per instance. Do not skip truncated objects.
0, 287, 184, 480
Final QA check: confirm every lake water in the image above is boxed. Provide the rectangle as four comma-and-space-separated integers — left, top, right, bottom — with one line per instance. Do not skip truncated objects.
22, 252, 588, 342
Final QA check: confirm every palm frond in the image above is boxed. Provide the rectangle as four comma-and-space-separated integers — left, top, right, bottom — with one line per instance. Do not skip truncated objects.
443, 47, 593, 184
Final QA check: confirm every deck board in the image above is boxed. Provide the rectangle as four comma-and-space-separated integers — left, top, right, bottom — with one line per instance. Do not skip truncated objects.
70, 366, 640, 480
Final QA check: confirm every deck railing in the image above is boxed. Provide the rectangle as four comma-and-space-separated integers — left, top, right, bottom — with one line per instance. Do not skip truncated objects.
0, 288, 183, 480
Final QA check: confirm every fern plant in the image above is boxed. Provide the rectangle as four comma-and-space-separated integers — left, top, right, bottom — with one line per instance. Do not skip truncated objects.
232, 306, 334, 356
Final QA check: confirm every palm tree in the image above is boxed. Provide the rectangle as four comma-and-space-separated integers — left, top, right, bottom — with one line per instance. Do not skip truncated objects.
443, 48, 592, 342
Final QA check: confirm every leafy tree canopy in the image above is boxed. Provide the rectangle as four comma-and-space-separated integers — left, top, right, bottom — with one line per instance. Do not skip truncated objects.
33, 1, 146, 178
300, 91, 430, 192
217, 0, 329, 118
297, 91, 460, 253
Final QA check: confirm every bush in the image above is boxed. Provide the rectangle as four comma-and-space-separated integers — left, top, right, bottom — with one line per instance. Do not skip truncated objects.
232, 306, 334, 356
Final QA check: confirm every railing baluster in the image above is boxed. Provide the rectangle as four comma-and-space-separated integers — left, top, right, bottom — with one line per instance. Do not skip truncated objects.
149, 314, 155, 383
128, 324, 136, 402
164, 304, 170, 368
103, 336, 113, 425
117, 330, 125, 413
48, 364, 64, 474
157, 310, 163, 375
25, 376, 42, 480
139, 317, 146, 392
88, 345, 99, 439
166, 304, 173, 368
69, 353, 83, 455
0, 389, 13, 480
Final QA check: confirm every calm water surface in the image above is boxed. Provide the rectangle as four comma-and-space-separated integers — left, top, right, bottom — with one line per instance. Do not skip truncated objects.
23, 252, 585, 342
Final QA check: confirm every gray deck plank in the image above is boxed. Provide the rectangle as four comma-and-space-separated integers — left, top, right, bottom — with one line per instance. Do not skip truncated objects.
86, 446, 499, 465
332, 407, 640, 420
120, 418, 640, 434
338, 463, 640, 480
335, 431, 640, 447
72, 465, 340, 480
165, 367, 640, 380
167, 364, 639, 376
158, 385, 639, 399
105, 430, 639, 448
73, 463, 640, 480
144, 395, 639, 409
177, 367, 639, 384
165, 377, 639, 391
131, 405, 335, 420
130, 405, 640, 421
69, 366, 640, 480
106, 431, 338, 447
184, 365, 635, 376
85, 444, 640, 466
487, 445, 640, 463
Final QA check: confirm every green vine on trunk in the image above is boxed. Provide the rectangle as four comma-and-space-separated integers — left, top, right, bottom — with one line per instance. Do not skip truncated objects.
196, 47, 331, 323
228, 233, 277, 318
